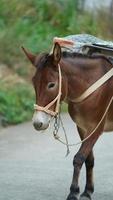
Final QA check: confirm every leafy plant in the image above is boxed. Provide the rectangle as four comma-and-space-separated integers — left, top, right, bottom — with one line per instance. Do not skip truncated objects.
0, 83, 34, 125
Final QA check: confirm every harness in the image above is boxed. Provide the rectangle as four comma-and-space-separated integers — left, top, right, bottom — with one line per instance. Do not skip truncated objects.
34, 63, 113, 155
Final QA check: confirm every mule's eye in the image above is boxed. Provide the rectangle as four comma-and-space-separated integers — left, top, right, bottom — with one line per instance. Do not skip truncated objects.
47, 82, 56, 89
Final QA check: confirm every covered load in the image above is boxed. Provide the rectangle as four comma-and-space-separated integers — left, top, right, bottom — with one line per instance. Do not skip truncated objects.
53, 34, 113, 58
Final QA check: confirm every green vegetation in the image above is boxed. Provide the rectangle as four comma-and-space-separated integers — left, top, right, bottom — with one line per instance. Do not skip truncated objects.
0, 0, 113, 125
0, 82, 34, 125
0, 0, 99, 66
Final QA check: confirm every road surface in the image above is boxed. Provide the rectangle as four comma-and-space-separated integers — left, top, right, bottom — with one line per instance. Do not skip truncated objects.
0, 114, 113, 200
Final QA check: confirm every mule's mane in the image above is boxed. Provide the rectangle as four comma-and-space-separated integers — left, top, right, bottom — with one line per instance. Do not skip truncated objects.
36, 51, 112, 68
62, 51, 112, 65
35, 53, 49, 68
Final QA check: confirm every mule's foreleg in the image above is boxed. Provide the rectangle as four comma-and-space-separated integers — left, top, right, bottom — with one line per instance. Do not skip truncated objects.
77, 128, 94, 199
66, 124, 104, 200
66, 152, 84, 200
80, 151, 94, 200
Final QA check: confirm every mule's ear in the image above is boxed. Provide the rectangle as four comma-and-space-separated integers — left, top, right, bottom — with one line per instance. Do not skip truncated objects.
53, 42, 61, 63
21, 46, 36, 65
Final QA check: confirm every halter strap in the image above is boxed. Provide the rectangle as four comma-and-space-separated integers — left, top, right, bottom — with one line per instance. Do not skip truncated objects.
34, 64, 62, 116
74, 67, 113, 103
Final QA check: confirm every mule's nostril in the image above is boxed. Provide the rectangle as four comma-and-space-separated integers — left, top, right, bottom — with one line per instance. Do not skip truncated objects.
33, 122, 43, 130
38, 122, 43, 128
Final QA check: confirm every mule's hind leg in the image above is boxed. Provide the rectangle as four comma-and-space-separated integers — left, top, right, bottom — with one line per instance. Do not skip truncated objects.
80, 151, 94, 200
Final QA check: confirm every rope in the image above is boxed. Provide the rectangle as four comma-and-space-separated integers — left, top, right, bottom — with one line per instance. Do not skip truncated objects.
33, 60, 113, 151
74, 68, 113, 103
52, 66, 113, 149
53, 114, 70, 156
53, 94, 113, 149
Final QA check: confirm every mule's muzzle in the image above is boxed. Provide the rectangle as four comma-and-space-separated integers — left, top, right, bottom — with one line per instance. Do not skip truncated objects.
32, 111, 51, 131
33, 121, 43, 130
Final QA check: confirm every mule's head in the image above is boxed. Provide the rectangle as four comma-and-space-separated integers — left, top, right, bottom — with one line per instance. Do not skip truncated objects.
22, 43, 66, 131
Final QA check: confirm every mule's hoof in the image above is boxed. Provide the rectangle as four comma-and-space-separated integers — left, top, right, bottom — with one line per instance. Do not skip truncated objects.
79, 192, 91, 200
66, 193, 78, 200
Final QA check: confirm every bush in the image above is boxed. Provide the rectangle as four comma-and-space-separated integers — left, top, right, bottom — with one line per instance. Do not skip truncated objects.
0, 83, 34, 125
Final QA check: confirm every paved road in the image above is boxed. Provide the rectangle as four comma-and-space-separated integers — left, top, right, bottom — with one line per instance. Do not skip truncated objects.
0, 114, 113, 200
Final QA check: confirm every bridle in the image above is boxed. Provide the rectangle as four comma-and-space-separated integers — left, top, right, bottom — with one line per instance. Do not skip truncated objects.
34, 64, 62, 116
33, 58, 113, 155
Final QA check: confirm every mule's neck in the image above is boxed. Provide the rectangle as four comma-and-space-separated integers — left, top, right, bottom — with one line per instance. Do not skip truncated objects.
60, 58, 87, 102
60, 56, 111, 103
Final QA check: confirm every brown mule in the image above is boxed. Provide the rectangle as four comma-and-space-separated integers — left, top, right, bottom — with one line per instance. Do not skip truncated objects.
22, 43, 113, 200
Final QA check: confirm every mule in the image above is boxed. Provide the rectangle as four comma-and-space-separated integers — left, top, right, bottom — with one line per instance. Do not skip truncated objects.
22, 43, 113, 200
